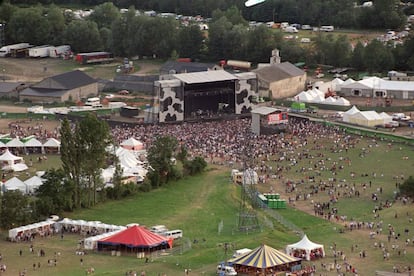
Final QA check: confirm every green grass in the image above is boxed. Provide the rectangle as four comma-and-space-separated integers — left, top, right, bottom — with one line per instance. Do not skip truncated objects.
1, 133, 414, 275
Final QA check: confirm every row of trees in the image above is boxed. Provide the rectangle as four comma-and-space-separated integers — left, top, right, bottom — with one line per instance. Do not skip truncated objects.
0, 115, 207, 229
2, 2, 414, 72
7, 0, 412, 30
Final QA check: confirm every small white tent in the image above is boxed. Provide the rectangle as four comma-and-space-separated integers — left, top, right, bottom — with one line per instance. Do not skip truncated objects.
4, 177, 27, 194
343, 106, 360, 122
24, 138, 43, 153
295, 91, 313, 102
379, 112, 393, 124
323, 96, 337, 105
43, 138, 61, 153
348, 111, 383, 127
331, 78, 344, 92
0, 149, 24, 168
24, 175, 44, 194
6, 138, 25, 148
286, 234, 325, 261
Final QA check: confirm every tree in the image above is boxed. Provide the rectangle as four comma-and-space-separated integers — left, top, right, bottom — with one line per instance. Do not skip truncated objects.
0, 1, 17, 24
35, 168, 74, 215
46, 4, 66, 45
7, 6, 51, 45
399, 176, 414, 198
89, 2, 121, 29
63, 20, 102, 52
77, 113, 111, 207
183, 156, 207, 176
176, 25, 204, 60
350, 42, 366, 71
0, 190, 30, 229
147, 136, 178, 186
60, 118, 82, 208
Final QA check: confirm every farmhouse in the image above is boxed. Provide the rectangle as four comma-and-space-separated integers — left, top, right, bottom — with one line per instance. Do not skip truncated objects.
19, 70, 98, 103
254, 62, 306, 99
340, 76, 414, 100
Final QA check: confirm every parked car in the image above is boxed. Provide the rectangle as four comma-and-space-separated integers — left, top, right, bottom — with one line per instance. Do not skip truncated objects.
217, 264, 237, 275
392, 113, 411, 121
385, 121, 399, 128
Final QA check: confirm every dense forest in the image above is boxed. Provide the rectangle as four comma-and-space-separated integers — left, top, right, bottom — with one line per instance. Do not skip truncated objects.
5, 0, 414, 29
1, 0, 414, 72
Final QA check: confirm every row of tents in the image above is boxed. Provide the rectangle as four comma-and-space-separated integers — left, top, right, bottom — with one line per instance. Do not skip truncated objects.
342, 106, 394, 127
0, 137, 61, 152
294, 88, 351, 106
1, 175, 44, 194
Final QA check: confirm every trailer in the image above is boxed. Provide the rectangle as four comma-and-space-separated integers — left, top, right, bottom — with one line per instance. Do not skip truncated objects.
28, 45, 54, 58
75, 52, 114, 65
0, 43, 31, 57
49, 45, 71, 58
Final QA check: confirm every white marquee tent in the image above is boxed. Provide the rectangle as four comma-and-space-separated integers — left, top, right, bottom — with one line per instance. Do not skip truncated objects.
335, 97, 351, 106
8, 220, 56, 241
24, 138, 43, 153
43, 138, 61, 153
0, 149, 23, 166
286, 234, 325, 261
342, 106, 360, 123
6, 138, 25, 148
347, 110, 384, 127
24, 175, 44, 194
379, 112, 393, 124
3, 176, 27, 194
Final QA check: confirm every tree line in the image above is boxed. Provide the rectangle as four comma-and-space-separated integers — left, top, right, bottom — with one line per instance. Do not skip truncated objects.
0, 114, 206, 229
1, 1, 414, 73
6, 0, 413, 29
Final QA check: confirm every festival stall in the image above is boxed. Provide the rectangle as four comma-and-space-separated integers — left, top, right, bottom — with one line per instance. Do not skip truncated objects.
3, 177, 27, 194
227, 244, 301, 275
8, 220, 56, 241
24, 138, 43, 154
286, 234, 325, 261
24, 175, 44, 194
43, 138, 61, 154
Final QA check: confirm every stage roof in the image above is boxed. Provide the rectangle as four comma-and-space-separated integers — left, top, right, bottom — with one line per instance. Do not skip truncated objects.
251, 106, 280, 115
173, 70, 237, 84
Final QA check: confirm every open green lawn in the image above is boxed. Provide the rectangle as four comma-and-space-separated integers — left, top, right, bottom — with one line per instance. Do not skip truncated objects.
1, 133, 414, 275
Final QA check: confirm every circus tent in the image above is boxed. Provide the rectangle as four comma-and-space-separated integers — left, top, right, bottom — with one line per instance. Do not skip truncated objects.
97, 225, 172, 253
227, 244, 301, 275
286, 234, 325, 261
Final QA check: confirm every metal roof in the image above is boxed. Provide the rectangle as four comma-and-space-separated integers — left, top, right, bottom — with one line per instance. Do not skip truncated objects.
173, 70, 236, 84
251, 106, 280, 115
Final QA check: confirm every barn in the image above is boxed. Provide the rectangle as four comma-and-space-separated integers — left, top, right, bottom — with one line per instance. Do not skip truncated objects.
154, 70, 258, 123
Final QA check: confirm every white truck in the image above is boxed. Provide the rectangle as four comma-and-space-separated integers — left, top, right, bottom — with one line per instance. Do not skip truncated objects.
49, 45, 71, 58
0, 43, 31, 57
28, 45, 54, 58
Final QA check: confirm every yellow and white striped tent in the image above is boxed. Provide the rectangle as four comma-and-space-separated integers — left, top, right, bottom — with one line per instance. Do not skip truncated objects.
227, 244, 301, 274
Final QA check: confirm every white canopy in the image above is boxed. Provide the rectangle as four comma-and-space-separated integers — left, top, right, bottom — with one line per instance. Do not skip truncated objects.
43, 138, 61, 148
3, 163, 29, 172
4, 176, 27, 194
286, 234, 325, 261
295, 91, 314, 102
9, 220, 56, 240
335, 97, 351, 106
24, 138, 43, 147
6, 138, 25, 148
0, 149, 23, 166
120, 137, 144, 151
343, 106, 360, 122
380, 112, 393, 123
24, 175, 44, 194
0, 141, 6, 148
324, 96, 337, 104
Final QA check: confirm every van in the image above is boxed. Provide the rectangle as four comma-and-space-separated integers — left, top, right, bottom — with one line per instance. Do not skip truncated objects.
284, 26, 298, 33
150, 225, 168, 234
320, 25, 334, 32
85, 97, 101, 107
162, 229, 183, 239
216, 265, 237, 275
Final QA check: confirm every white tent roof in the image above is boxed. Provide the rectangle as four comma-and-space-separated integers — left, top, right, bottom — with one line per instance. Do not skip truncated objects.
335, 97, 351, 106
4, 176, 27, 193
24, 138, 43, 147
359, 110, 382, 120
0, 149, 23, 162
324, 96, 337, 104
120, 137, 143, 147
295, 91, 313, 102
24, 175, 44, 192
344, 106, 360, 115
43, 138, 61, 147
6, 138, 25, 148
312, 88, 325, 98
0, 141, 6, 147
342, 78, 355, 85
332, 78, 344, 85
6, 163, 29, 172
286, 234, 325, 261
310, 94, 325, 103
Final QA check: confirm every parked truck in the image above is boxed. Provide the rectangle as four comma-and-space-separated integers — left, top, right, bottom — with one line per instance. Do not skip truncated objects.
28, 45, 54, 58
75, 52, 114, 65
49, 45, 71, 58
0, 43, 31, 57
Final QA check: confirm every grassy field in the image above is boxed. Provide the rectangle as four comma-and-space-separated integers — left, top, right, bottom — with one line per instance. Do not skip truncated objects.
0, 133, 413, 275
